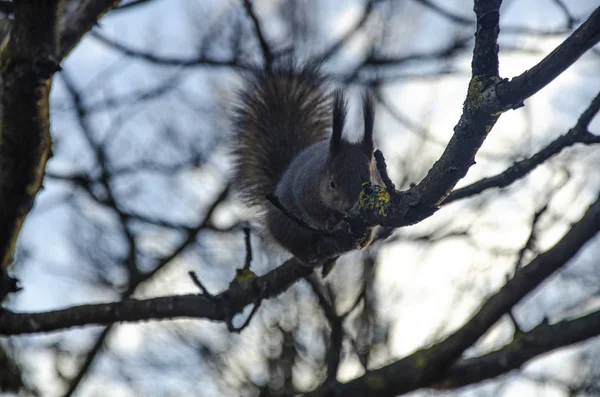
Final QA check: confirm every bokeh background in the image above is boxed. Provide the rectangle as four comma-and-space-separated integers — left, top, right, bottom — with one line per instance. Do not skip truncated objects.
2, 0, 600, 396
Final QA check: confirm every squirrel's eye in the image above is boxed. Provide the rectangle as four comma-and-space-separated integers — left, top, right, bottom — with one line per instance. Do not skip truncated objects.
329, 180, 336, 189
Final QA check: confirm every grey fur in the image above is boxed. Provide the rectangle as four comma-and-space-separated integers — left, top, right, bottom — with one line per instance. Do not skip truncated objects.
232, 63, 378, 264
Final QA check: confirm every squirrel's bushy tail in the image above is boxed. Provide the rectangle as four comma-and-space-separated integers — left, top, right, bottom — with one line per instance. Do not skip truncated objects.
232, 63, 330, 206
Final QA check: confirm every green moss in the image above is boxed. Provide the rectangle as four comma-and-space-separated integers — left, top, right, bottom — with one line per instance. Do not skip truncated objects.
229, 268, 257, 288
468, 75, 507, 116
0, 51, 9, 73
467, 76, 485, 108
365, 374, 386, 390
359, 184, 390, 217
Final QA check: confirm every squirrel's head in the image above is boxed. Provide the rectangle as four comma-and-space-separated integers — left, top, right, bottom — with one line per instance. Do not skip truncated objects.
322, 90, 375, 220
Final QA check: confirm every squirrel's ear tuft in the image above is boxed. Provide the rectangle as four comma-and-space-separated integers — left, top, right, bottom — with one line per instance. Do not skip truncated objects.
330, 89, 347, 156
362, 91, 375, 157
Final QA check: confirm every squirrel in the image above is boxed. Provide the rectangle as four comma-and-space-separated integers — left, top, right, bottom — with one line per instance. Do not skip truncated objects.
232, 63, 379, 268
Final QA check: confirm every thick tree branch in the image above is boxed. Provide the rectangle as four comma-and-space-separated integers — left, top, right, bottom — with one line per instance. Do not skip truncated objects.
356, 0, 502, 229
305, 193, 600, 396
0, 257, 310, 335
0, 0, 121, 295
0, 0, 65, 279
435, 308, 600, 389
0, 190, 597, 393
357, 4, 600, 230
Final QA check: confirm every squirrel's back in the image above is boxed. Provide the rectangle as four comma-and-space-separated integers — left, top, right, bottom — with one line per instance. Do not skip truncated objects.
231, 64, 331, 207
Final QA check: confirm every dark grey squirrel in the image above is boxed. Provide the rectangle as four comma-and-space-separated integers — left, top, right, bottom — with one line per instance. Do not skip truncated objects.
232, 63, 379, 266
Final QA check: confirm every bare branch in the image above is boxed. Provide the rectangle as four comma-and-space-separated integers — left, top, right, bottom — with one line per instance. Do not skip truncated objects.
59, 0, 122, 59
242, 0, 273, 70
0, 0, 65, 286
315, 0, 376, 62
446, 91, 600, 203
358, 5, 600, 229
435, 309, 600, 389
0, 257, 309, 335
305, 194, 600, 396
90, 30, 244, 68
0, 0, 121, 297
482, 6, 600, 111
307, 276, 343, 382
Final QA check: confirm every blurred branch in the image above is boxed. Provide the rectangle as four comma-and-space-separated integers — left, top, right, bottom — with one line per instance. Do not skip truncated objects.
60, 184, 230, 397
514, 204, 549, 270
54, 71, 184, 114
363, 36, 470, 67
242, 0, 273, 70
307, 276, 343, 381
413, 0, 578, 35
434, 308, 600, 389
60, 69, 141, 279
58, 67, 139, 397
112, 0, 157, 13
412, 0, 471, 25
315, 0, 377, 62
53, 75, 231, 394
59, 0, 121, 58
551, 0, 577, 28
90, 30, 244, 68
61, 327, 111, 397
305, 193, 600, 396
445, 91, 600, 203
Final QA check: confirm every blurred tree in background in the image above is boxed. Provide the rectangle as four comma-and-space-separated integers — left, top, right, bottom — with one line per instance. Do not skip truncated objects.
0, 0, 599, 396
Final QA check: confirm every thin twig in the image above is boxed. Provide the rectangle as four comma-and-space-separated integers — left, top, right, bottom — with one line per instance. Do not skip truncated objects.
374, 150, 395, 191
243, 228, 252, 270
188, 271, 214, 297
241, 0, 273, 71
266, 193, 328, 234
227, 300, 262, 333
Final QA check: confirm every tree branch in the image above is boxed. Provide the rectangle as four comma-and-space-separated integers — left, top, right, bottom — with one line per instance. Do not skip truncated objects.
307, 276, 344, 381
357, 4, 600, 230
482, 6, 600, 111
0, 256, 311, 335
242, 0, 273, 70
305, 193, 600, 397
0, 0, 65, 282
435, 308, 600, 389
58, 0, 122, 59
315, 0, 376, 62
0, 0, 121, 296
0, 189, 597, 397
445, 91, 600, 203
90, 30, 243, 68
356, 0, 502, 229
